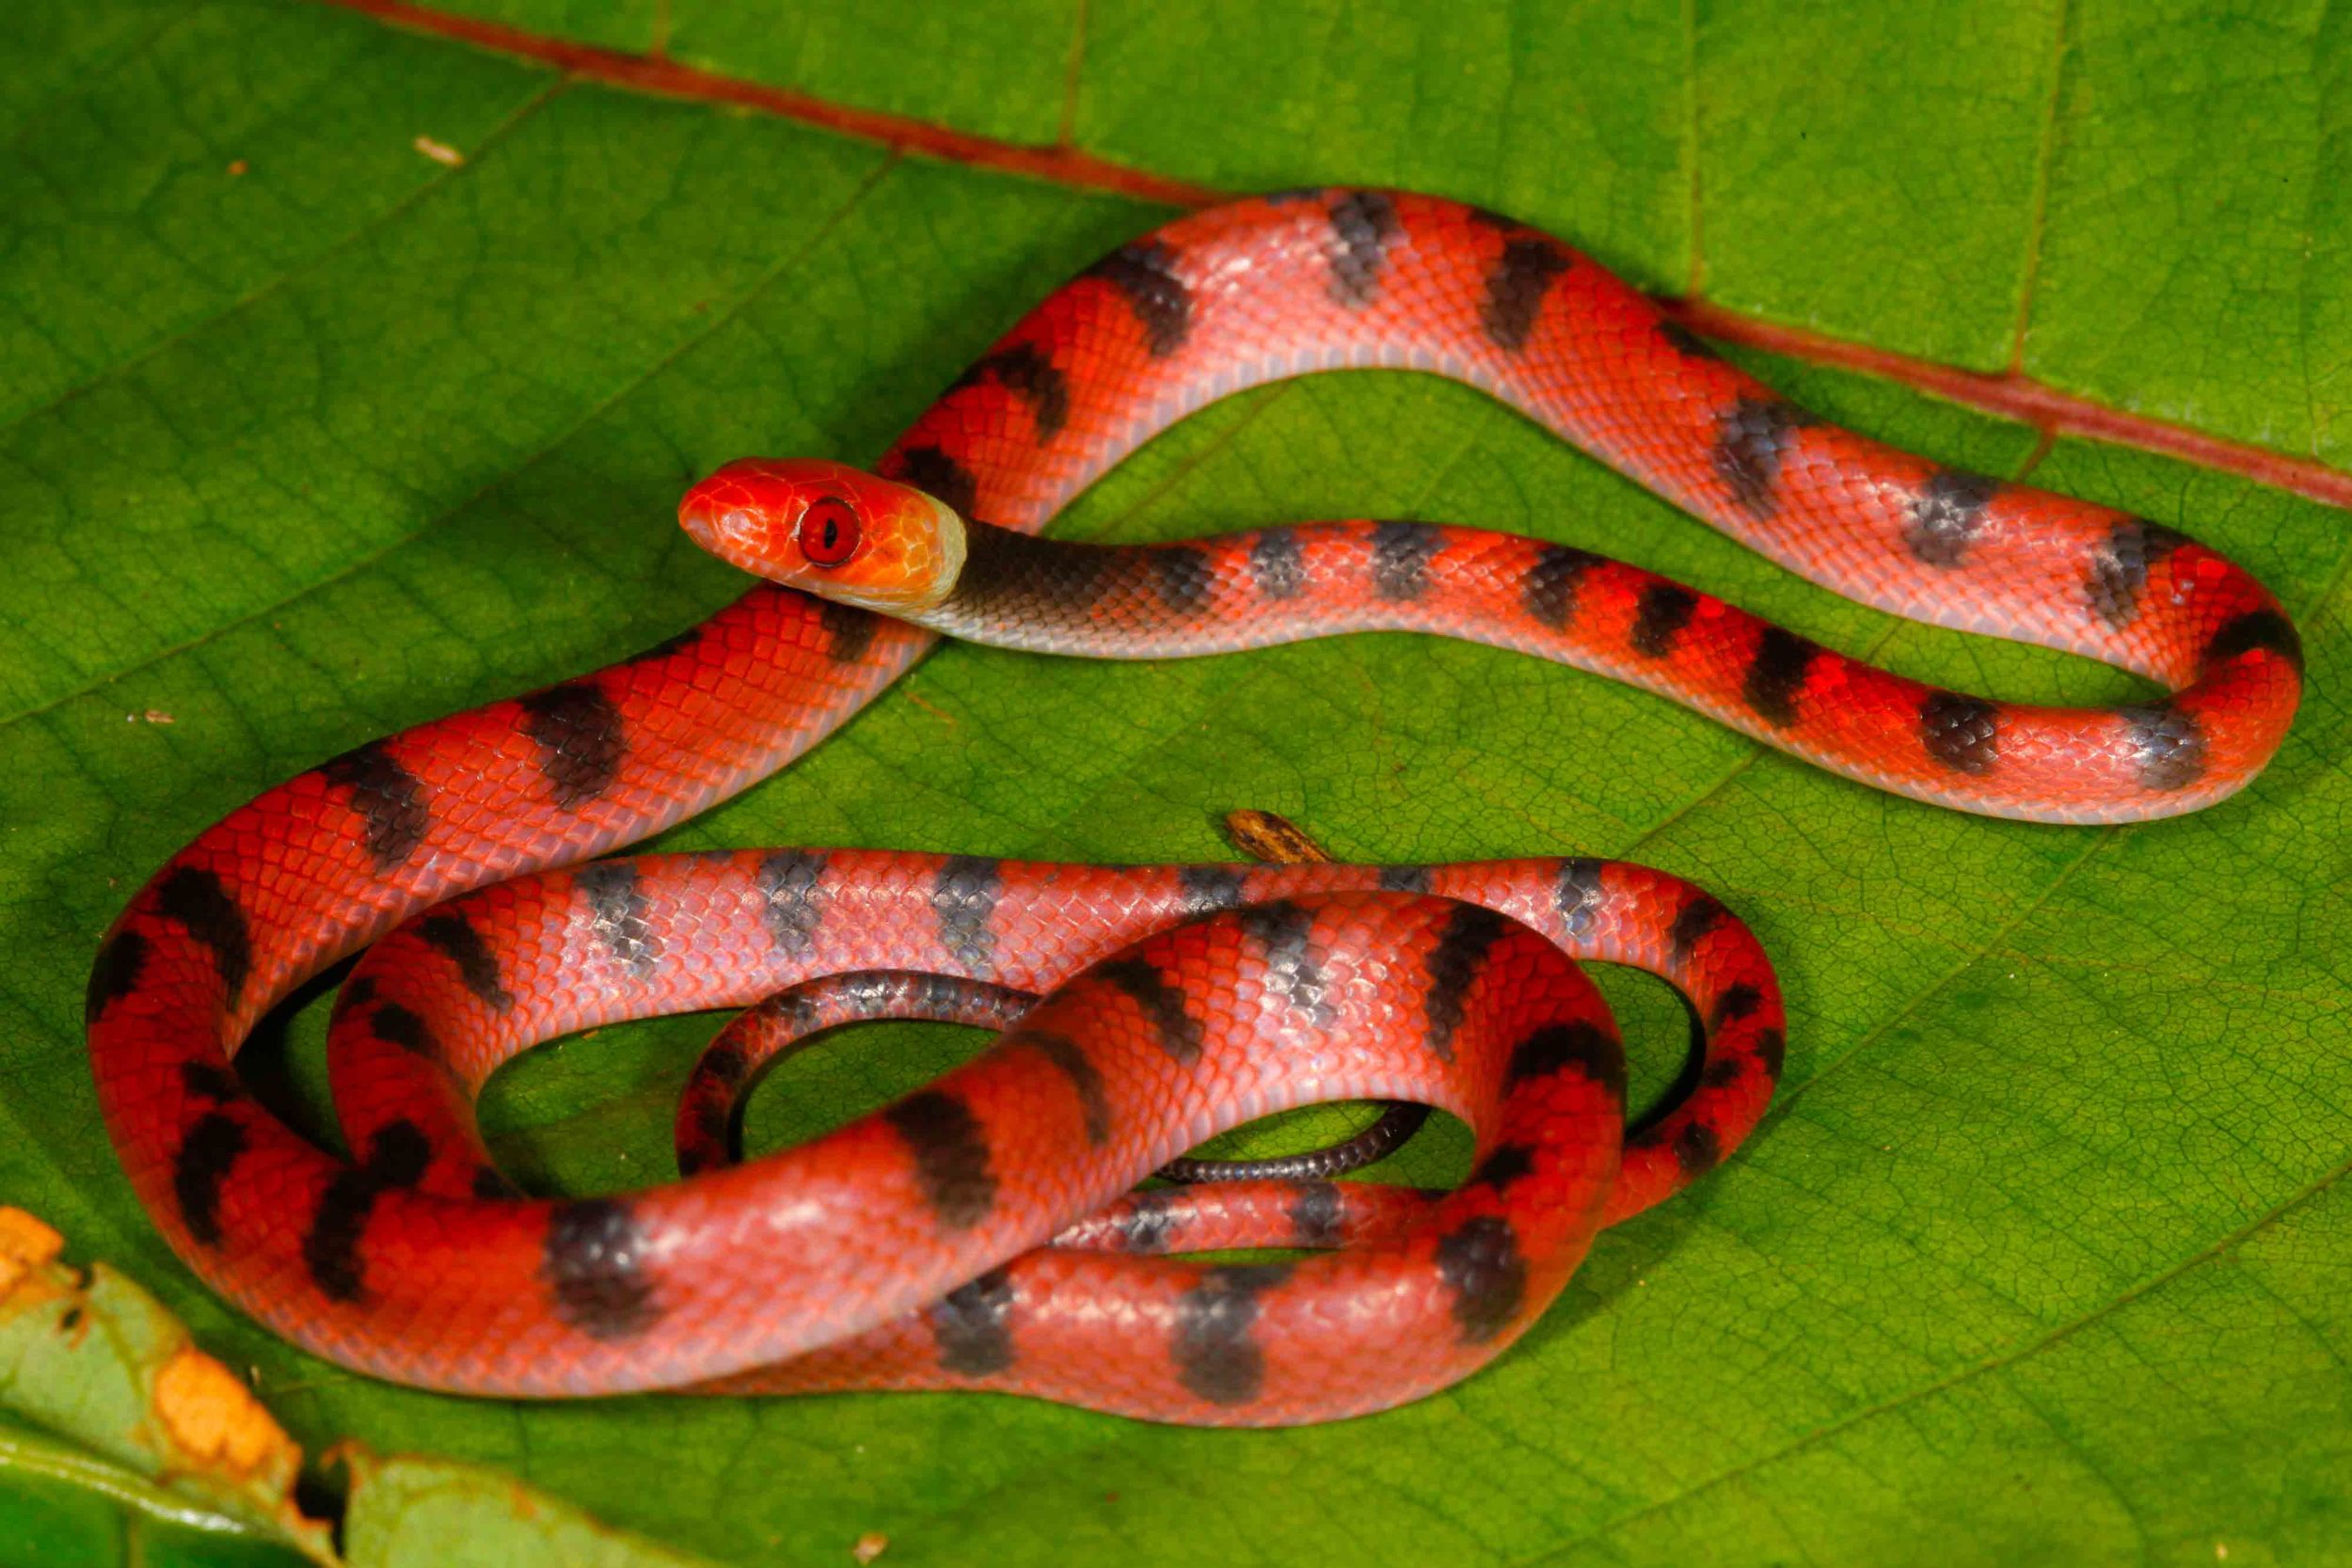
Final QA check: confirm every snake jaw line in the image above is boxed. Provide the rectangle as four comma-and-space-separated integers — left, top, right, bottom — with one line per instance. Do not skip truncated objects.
910, 490, 970, 615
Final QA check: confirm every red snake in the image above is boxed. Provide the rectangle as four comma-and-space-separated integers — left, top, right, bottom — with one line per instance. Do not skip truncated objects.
84, 190, 2302, 1425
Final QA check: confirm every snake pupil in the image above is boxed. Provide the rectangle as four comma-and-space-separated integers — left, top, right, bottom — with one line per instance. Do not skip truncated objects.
800, 498, 860, 567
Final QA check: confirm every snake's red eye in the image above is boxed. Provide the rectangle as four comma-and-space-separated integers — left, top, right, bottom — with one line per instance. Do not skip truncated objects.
797, 496, 862, 567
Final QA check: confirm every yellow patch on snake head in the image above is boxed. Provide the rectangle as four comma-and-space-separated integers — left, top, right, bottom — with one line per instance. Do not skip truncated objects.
679, 458, 967, 617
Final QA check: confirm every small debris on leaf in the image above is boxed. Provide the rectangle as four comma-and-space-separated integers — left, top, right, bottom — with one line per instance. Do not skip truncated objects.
1223, 807, 1333, 865
227, 159, 248, 177
851, 1531, 889, 1563
413, 135, 464, 166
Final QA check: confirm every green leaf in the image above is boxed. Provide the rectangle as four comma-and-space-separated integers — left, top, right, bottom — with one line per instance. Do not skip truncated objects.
0, 1420, 310, 1568
0, 1211, 330, 1562
339, 1451, 720, 1568
4, 1, 2346, 1564
0, 1210, 723, 1566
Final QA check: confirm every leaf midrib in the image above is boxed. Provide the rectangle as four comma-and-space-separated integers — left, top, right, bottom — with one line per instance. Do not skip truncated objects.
315, 0, 2352, 505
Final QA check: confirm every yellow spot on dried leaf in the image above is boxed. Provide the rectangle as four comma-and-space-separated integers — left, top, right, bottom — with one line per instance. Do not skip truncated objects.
851, 1531, 889, 1564
1223, 807, 1333, 865
0, 1207, 64, 1293
155, 1346, 296, 1479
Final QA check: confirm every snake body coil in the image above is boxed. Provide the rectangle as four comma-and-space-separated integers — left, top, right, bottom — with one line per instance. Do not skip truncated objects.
85, 190, 2298, 1424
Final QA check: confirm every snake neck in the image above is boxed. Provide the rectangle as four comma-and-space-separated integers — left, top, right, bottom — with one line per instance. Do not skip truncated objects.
917, 515, 1529, 662
920, 519, 1202, 653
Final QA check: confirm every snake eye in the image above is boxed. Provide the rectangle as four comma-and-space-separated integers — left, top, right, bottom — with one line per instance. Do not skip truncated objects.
797, 496, 862, 567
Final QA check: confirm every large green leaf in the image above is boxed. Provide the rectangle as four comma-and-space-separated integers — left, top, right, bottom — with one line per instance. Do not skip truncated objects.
4, 1, 2347, 1562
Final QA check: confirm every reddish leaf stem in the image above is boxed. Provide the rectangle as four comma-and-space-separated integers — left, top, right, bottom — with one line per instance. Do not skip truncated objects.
312, 0, 1219, 207
316, 0, 2352, 514
1661, 300, 2352, 511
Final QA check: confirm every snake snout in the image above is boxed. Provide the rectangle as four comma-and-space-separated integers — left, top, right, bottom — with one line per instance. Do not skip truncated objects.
677, 468, 769, 566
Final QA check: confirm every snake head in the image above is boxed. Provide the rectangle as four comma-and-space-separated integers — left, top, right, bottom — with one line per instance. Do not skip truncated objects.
679, 458, 968, 616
